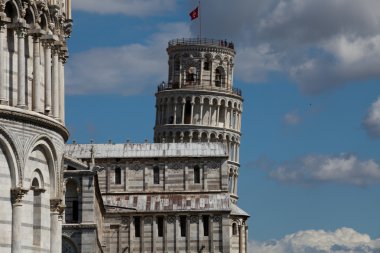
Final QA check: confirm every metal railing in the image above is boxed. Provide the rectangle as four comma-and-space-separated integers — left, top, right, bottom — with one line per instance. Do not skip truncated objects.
157, 82, 242, 97
168, 38, 235, 50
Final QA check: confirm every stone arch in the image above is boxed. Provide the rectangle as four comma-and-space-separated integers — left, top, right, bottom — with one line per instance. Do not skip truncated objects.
215, 66, 226, 87
30, 168, 45, 190
24, 6, 35, 25
25, 135, 58, 197
62, 235, 79, 253
4, 0, 19, 21
0, 126, 20, 187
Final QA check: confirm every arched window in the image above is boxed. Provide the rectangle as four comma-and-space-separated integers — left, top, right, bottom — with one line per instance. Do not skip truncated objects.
65, 180, 79, 223
115, 167, 121, 185
203, 60, 210, 71
32, 178, 41, 246
153, 166, 160, 184
232, 223, 238, 235
186, 67, 197, 84
194, 165, 200, 184
215, 67, 225, 87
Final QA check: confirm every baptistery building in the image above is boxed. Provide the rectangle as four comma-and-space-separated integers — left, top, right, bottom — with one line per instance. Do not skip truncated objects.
0, 0, 72, 252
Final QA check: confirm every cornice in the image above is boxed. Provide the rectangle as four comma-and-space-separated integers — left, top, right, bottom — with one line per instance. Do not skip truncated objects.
0, 106, 69, 141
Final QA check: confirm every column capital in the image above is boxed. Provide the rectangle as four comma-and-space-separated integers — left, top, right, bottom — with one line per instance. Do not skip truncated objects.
16, 26, 28, 38
50, 198, 65, 214
11, 187, 28, 204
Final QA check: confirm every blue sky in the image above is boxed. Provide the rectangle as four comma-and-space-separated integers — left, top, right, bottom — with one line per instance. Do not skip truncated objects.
65, 1, 380, 252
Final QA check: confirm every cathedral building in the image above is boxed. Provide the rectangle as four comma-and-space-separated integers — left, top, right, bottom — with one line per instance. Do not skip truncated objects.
63, 39, 249, 253
0, 1, 249, 253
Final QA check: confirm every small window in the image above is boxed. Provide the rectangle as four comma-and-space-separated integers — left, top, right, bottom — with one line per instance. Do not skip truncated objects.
115, 167, 121, 184
202, 215, 209, 236
194, 165, 200, 184
134, 217, 141, 237
232, 223, 237, 235
157, 217, 164, 237
180, 216, 187, 237
153, 166, 160, 184
204, 61, 209, 71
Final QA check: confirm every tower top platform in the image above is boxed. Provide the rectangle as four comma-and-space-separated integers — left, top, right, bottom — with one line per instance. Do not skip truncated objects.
168, 38, 235, 53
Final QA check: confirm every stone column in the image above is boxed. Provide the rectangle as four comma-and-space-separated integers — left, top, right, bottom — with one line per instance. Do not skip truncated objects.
186, 216, 190, 253
190, 101, 194, 124
58, 52, 65, 122
152, 216, 157, 253
32, 35, 42, 112
43, 40, 52, 113
181, 100, 185, 124
173, 102, 177, 124
17, 27, 27, 109
239, 224, 243, 253
51, 47, 59, 119
216, 104, 220, 126
50, 198, 64, 253
200, 103, 203, 125
245, 224, 248, 253
11, 188, 28, 253
208, 103, 212, 125
0, 22, 7, 104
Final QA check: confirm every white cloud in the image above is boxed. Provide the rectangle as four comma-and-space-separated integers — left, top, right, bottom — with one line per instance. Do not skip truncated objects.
249, 227, 380, 253
283, 111, 301, 126
72, 0, 177, 16
193, 0, 380, 94
66, 23, 191, 95
252, 154, 380, 186
363, 97, 380, 138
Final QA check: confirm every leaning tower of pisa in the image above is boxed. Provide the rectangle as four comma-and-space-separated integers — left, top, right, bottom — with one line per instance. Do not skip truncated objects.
0, 0, 72, 252
154, 38, 243, 203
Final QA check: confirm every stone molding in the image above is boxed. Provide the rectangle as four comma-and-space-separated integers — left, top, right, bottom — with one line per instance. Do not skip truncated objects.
0, 107, 69, 140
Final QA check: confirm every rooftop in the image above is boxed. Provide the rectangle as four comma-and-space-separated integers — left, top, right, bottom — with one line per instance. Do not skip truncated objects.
65, 142, 228, 159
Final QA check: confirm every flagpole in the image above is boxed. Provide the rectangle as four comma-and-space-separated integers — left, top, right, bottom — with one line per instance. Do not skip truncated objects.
199, 0, 202, 40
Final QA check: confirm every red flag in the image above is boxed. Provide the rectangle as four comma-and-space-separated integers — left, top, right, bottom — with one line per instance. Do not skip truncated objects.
189, 7, 199, 20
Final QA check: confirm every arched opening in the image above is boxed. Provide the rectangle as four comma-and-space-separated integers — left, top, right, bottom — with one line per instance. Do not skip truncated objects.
215, 67, 225, 87
219, 100, 226, 126
4, 2, 17, 21
186, 66, 197, 84
25, 8, 34, 25
232, 223, 238, 235
153, 166, 159, 184
65, 180, 79, 223
115, 167, 121, 184
32, 178, 41, 246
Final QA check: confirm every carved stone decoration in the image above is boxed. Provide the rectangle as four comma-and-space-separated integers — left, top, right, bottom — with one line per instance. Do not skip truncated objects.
0, 0, 5, 12
213, 216, 222, 222
170, 162, 182, 172
190, 216, 198, 223
121, 217, 130, 224
11, 187, 28, 204
50, 198, 65, 214
144, 216, 153, 224
206, 161, 220, 171
167, 216, 176, 224
130, 163, 143, 172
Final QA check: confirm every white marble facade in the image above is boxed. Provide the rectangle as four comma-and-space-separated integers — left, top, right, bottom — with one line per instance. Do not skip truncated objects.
0, 0, 71, 252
